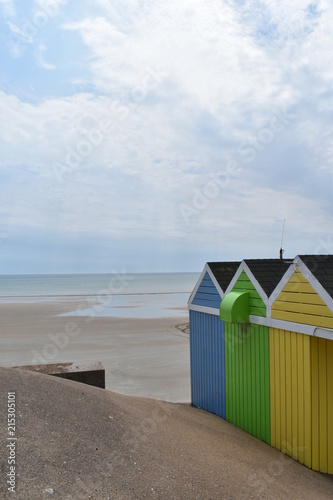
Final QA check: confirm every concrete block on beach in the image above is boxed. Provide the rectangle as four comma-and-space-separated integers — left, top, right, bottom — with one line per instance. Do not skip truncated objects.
13, 361, 105, 389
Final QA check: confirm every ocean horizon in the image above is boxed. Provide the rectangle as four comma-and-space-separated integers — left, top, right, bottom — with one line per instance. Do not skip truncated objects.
0, 272, 200, 319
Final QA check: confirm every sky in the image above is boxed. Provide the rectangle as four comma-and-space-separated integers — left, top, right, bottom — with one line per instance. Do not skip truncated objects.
0, 0, 332, 273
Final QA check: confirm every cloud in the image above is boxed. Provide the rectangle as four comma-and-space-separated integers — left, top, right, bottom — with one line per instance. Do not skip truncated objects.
0, 0, 15, 17
0, 0, 332, 270
35, 43, 56, 69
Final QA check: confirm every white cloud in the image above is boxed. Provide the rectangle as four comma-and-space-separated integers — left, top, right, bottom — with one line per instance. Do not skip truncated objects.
0, 0, 332, 270
35, 43, 56, 69
0, 0, 15, 17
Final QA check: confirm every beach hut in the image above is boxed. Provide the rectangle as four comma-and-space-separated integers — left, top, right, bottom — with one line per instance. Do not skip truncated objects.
220, 259, 289, 444
188, 262, 240, 418
189, 254, 333, 474
269, 255, 333, 473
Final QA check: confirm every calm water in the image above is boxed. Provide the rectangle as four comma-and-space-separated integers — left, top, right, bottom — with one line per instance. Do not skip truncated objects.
0, 272, 200, 318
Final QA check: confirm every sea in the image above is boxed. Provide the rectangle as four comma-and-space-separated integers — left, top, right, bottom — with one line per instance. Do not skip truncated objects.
0, 272, 200, 319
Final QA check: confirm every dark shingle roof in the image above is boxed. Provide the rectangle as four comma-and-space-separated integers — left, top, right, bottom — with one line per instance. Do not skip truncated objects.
298, 255, 333, 299
207, 262, 241, 292
244, 259, 291, 297
208, 256, 333, 300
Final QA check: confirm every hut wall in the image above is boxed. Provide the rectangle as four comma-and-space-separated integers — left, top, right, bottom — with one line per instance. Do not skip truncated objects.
225, 323, 270, 444
232, 271, 266, 317
269, 328, 312, 468
311, 337, 333, 474
191, 272, 222, 309
271, 270, 333, 329
189, 310, 226, 418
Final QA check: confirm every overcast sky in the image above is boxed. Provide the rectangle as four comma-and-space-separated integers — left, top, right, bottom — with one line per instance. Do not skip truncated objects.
0, 0, 332, 273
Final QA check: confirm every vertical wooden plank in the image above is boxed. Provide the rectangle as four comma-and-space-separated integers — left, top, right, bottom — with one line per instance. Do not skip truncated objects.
239, 325, 244, 431
259, 328, 265, 442
275, 328, 282, 450
285, 330, 292, 456
303, 335, 312, 468
243, 326, 249, 435
255, 326, 261, 440
232, 324, 237, 425
280, 331, 287, 454
319, 338, 328, 473
264, 328, 271, 445
311, 336, 320, 471
270, 329, 276, 447
327, 339, 333, 474
291, 331, 298, 460
259, 329, 264, 440
246, 324, 251, 432
297, 334, 305, 464
249, 325, 254, 436
225, 324, 231, 423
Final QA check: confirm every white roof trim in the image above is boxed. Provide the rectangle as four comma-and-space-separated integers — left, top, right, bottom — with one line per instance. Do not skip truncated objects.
295, 256, 333, 313
224, 261, 268, 304
247, 315, 318, 336
269, 318, 315, 336
267, 262, 295, 316
188, 304, 220, 316
187, 262, 224, 307
249, 315, 269, 326
313, 327, 333, 340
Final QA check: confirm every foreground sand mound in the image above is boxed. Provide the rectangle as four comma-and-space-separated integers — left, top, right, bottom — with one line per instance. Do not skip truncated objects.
0, 367, 332, 499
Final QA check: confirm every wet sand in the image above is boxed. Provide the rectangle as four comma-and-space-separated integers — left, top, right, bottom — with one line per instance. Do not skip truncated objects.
0, 300, 190, 402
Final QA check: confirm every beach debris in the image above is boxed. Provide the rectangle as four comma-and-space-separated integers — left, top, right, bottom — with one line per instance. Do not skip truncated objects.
45, 487, 54, 494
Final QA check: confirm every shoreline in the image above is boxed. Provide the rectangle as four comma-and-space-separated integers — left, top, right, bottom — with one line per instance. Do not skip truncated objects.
0, 299, 190, 403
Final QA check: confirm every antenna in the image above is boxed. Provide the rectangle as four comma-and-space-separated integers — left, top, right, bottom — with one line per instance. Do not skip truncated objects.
279, 219, 286, 259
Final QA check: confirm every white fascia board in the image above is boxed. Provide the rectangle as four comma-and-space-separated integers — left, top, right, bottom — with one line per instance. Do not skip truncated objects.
269, 318, 315, 336
187, 263, 209, 306
313, 327, 333, 341
206, 264, 225, 299
188, 262, 225, 307
188, 304, 220, 316
249, 315, 269, 326
295, 256, 333, 314
267, 262, 295, 316
224, 261, 245, 294
224, 261, 268, 304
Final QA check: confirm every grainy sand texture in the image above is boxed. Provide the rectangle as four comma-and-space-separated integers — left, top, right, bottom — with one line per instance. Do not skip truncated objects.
0, 300, 190, 402
1, 367, 333, 499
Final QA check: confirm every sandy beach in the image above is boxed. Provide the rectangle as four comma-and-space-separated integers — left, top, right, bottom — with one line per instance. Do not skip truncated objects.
1, 367, 333, 499
1, 300, 333, 499
0, 299, 190, 402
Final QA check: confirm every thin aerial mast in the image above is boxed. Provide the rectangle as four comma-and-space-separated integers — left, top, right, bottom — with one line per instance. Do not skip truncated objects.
279, 219, 286, 259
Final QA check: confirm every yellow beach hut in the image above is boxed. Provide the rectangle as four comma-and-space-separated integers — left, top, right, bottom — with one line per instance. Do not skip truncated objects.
269, 255, 333, 473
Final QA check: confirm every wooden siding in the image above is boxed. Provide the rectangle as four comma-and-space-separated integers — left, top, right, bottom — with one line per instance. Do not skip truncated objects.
189, 311, 226, 418
232, 271, 266, 317
270, 328, 312, 467
225, 323, 270, 444
192, 272, 222, 309
311, 337, 333, 474
271, 270, 333, 329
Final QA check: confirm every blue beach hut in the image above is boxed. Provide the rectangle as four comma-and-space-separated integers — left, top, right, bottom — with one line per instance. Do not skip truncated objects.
188, 261, 240, 418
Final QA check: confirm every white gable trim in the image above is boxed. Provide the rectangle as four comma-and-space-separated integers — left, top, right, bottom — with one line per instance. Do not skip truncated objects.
295, 256, 333, 313
187, 262, 224, 307
225, 261, 268, 305
187, 264, 208, 306
267, 262, 295, 316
